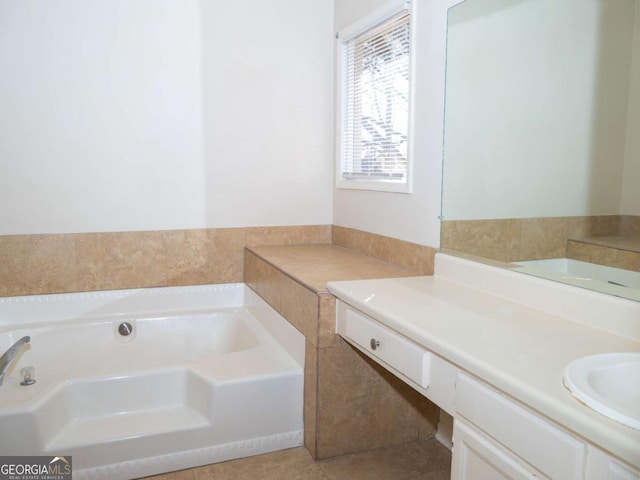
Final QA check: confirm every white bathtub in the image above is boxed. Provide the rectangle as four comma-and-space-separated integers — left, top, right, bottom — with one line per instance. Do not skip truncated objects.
0, 284, 305, 480
514, 258, 640, 301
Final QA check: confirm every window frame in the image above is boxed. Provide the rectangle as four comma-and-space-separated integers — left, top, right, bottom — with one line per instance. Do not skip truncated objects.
335, 0, 415, 193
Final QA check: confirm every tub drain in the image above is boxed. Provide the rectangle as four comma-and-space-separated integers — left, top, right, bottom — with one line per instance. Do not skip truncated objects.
118, 322, 133, 336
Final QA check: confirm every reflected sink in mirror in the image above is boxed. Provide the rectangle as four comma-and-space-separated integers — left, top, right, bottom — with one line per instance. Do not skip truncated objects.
564, 353, 640, 430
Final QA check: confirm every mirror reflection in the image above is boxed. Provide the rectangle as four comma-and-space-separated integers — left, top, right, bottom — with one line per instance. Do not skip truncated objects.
441, 0, 640, 301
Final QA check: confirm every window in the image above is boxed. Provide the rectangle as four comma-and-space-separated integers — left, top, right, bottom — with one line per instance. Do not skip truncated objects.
337, 3, 413, 192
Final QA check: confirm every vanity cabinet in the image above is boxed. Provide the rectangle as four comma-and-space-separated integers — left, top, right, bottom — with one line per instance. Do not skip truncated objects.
334, 299, 640, 480
453, 374, 585, 480
452, 375, 640, 480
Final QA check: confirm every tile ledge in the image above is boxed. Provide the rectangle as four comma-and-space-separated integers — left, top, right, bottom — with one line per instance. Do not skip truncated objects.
244, 245, 412, 296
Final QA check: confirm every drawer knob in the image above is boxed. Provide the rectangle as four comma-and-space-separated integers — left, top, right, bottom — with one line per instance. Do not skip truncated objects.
370, 338, 380, 350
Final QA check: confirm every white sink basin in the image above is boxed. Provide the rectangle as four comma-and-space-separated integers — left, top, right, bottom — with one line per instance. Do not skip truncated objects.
564, 352, 640, 430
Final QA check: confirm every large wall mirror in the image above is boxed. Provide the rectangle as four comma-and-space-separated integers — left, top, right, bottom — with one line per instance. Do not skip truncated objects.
440, 0, 640, 302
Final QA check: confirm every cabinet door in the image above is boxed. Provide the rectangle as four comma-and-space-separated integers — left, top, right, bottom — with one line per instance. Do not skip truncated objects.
451, 419, 546, 480
587, 445, 640, 480
455, 374, 585, 479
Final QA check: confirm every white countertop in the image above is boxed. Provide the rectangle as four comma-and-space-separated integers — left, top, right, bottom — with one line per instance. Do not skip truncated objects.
327, 255, 640, 469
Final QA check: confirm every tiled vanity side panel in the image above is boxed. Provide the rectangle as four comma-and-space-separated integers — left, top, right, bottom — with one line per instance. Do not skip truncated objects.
315, 337, 438, 459
244, 250, 320, 343
305, 340, 319, 456
0, 225, 331, 297
318, 294, 338, 348
244, 250, 322, 455
332, 226, 436, 275
244, 248, 438, 460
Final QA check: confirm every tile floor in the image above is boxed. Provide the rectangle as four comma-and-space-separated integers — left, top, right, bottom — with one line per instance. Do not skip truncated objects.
142, 439, 451, 480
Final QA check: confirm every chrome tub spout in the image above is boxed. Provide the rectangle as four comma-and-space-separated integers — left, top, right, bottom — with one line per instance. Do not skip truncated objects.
0, 336, 30, 386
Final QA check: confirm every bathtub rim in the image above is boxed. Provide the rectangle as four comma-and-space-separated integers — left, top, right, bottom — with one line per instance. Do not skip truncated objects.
0, 283, 304, 365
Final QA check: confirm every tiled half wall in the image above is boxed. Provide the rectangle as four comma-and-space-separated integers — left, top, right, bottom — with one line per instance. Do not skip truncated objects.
441, 215, 640, 265
332, 226, 436, 275
0, 226, 437, 297
0, 226, 331, 297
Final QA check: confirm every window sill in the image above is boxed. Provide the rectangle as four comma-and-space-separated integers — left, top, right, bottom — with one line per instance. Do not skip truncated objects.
336, 179, 411, 193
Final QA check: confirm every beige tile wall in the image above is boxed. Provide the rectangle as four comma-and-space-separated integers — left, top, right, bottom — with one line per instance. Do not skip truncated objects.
0, 234, 78, 296
332, 226, 437, 275
440, 215, 623, 263
0, 223, 440, 298
315, 336, 438, 458
567, 241, 640, 273
0, 225, 331, 297
621, 215, 640, 236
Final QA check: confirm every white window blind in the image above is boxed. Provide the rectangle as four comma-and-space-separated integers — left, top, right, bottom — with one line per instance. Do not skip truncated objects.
340, 9, 411, 186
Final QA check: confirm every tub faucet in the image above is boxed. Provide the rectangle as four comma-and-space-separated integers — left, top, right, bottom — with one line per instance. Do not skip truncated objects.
0, 336, 30, 386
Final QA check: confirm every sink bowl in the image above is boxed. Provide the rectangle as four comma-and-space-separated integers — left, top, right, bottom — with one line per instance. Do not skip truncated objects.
564, 352, 640, 430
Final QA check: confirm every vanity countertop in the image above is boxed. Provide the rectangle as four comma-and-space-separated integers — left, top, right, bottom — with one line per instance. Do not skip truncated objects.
328, 264, 640, 469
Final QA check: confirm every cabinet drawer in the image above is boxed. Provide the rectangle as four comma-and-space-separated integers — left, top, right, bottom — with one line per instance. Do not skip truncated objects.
456, 374, 586, 480
336, 302, 430, 388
